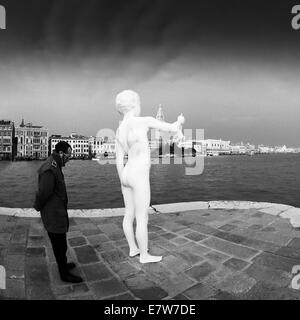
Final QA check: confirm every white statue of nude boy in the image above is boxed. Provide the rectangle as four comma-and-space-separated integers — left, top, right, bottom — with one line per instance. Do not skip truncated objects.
115, 90, 185, 264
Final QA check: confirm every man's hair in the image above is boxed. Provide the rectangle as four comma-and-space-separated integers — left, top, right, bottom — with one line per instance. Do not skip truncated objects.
55, 141, 72, 153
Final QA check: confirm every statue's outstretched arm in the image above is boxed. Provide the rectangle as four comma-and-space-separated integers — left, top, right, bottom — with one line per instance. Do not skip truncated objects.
143, 114, 185, 133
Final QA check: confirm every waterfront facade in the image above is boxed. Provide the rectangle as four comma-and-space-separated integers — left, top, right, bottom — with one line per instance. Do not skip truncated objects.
205, 139, 231, 156
89, 136, 115, 157
49, 133, 89, 158
15, 120, 49, 160
0, 120, 15, 160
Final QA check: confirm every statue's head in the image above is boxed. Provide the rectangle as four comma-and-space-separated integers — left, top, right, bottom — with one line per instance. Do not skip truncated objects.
115, 90, 141, 116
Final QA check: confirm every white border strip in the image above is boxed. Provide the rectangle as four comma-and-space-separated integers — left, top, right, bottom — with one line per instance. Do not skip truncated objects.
0, 200, 299, 227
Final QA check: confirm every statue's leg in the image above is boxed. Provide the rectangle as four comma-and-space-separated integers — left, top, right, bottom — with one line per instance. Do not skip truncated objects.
133, 177, 162, 264
121, 185, 140, 257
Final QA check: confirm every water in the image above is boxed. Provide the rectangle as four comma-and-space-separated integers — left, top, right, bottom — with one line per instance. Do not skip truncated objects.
0, 154, 299, 209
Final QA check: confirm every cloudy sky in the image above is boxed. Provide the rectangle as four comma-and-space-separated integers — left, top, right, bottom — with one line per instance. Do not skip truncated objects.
0, 0, 299, 146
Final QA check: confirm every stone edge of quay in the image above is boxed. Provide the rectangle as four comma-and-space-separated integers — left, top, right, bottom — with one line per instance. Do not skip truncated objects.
0, 200, 300, 228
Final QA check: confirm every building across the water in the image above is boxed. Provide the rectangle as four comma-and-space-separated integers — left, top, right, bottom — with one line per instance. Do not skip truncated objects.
205, 139, 231, 156
49, 133, 90, 159
0, 120, 16, 160
89, 136, 115, 157
15, 119, 49, 160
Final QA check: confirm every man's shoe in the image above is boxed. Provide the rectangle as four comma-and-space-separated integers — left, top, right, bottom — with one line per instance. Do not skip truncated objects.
60, 272, 83, 283
66, 262, 76, 270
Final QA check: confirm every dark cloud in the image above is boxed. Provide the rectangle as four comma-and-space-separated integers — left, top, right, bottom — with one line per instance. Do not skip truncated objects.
0, 0, 299, 145
1, 0, 298, 57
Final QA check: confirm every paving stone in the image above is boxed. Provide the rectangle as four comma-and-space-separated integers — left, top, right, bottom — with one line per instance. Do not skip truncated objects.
114, 239, 129, 247
6, 269, 25, 279
185, 262, 216, 281
68, 237, 87, 247
8, 244, 26, 255
184, 232, 207, 242
248, 224, 263, 230
67, 230, 83, 239
145, 254, 191, 275
153, 237, 177, 251
97, 223, 122, 236
74, 245, 99, 264
148, 225, 164, 233
183, 282, 218, 300
274, 246, 300, 260
124, 274, 168, 300
25, 257, 51, 285
189, 224, 218, 235
148, 245, 165, 256
214, 231, 246, 244
217, 272, 256, 295
252, 252, 300, 273
27, 234, 48, 247
241, 238, 280, 253
148, 232, 160, 240
176, 228, 194, 236
160, 272, 196, 297
82, 229, 102, 236
175, 249, 205, 267
11, 232, 27, 244
3, 279, 25, 299
5, 254, 25, 271
160, 232, 178, 240
219, 224, 237, 232
27, 284, 55, 300
58, 294, 95, 300
104, 293, 136, 300
0, 233, 12, 245
206, 220, 230, 228
90, 278, 128, 299
68, 225, 80, 232
202, 237, 258, 260
287, 238, 300, 248
261, 226, 276, 232
160, 221, 187, 232
223, 258, 249, 271
54, 283, 90, 298
170, 236, 190, 246
187, 243, 211, 256
81, 262, 114, 282
172, 293, 190, 300
240, 281, 300, 300
94, 241, 116, 253
204, 251, 230, 263
67, 231, 82, 240
26, 247, 46, 257
212, 290, 238, 300
101, 249, 127, 265
111, 261, 140, 280
245, 263, 292, 287
78, 223, 98, 231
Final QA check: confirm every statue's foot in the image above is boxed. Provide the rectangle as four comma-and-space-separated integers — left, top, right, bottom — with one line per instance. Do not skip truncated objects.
140, 254, 162, 264
129, 249, 140, 257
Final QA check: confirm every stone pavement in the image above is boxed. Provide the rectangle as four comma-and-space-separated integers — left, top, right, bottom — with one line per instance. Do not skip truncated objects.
1, 206, 300, 300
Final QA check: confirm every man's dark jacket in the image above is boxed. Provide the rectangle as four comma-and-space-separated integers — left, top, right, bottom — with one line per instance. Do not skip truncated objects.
34, 152, 69, 233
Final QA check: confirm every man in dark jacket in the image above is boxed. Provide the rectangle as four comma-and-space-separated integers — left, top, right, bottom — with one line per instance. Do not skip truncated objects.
34, 141, 83, 283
